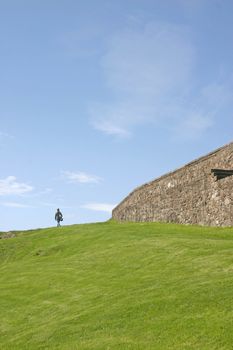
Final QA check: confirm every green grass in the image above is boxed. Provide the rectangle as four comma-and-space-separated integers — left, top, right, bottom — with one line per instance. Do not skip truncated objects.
1, 220, 233, 349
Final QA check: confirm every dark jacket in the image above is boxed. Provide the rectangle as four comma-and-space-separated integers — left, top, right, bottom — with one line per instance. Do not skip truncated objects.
55, 210, 63, 222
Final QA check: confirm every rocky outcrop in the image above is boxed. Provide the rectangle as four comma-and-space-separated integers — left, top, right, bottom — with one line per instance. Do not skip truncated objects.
112, 142, 233, 227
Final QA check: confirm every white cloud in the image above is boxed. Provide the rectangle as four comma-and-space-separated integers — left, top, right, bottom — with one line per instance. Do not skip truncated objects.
175, 81, 233, 138
0, 176, 34, 196
102, 22, 194, 96
0, 131, 14, 139
62, 171, 102, 184
89, 21, 196, 137
91, 118, 131, 138
0, 131, 14, 145
1, 202, 33, 208
23, 188, 53, 198
89, 19, 233, 140
81, 202, 116, 213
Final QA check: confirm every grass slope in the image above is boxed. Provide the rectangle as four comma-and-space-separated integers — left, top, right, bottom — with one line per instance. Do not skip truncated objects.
1, 221, 233, 350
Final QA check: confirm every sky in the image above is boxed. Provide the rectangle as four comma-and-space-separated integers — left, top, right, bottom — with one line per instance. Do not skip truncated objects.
0, 0, 233, 231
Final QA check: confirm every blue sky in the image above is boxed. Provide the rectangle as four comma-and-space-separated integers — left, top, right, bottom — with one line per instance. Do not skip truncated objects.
0, 0, 232, 231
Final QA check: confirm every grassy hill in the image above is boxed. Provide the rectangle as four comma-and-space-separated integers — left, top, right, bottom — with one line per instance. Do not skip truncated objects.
1, 221, 233, 349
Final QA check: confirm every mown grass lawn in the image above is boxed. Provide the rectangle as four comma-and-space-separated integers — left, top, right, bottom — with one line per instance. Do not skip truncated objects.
1, 221, 233, 349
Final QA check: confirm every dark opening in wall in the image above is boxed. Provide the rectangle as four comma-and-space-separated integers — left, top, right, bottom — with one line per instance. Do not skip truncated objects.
211, 169, 233, 181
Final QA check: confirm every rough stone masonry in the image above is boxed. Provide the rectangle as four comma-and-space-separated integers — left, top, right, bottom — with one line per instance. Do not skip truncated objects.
112, 142, 233, 227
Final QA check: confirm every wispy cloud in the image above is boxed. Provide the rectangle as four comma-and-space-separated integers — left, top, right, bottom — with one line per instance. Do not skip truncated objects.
177, 81, 233, 138
91, 117, 131, 138
81, 202, 116, 213
0, 176, 34, 196
102, 22, 194, 96
89, 19, 233, 140
1, 202, 33, 208
23, 188, 53, 198
0, 131, 14, 139
62, 171, 102, 184
89, 21, 195, 137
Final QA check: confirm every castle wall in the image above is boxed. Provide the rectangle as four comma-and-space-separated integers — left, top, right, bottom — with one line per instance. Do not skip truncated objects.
112, 142, 233, 226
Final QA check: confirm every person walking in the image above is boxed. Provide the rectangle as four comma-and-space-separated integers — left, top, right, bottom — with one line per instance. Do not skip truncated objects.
55, 208, 63, 227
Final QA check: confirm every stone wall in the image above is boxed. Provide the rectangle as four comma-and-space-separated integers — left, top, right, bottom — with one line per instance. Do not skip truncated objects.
112, 142, 233, 226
